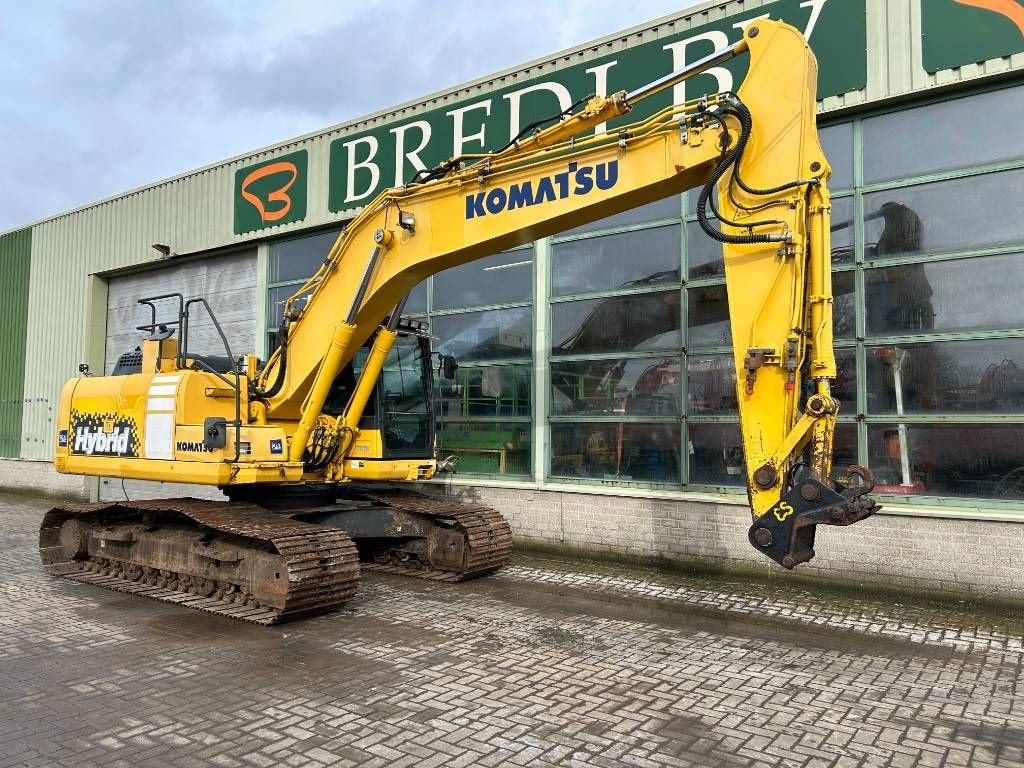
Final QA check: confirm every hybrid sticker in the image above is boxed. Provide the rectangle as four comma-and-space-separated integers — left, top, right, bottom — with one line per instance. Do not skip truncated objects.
270, 439, 284, 454
465, 161, 618, 220
69, 412, 140, 457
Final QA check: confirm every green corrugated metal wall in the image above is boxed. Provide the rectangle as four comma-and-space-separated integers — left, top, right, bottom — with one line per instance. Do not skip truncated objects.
0, 227, 31, 458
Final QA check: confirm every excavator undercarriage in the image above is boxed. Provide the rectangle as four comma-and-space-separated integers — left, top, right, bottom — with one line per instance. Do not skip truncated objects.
40, 487, 512, 623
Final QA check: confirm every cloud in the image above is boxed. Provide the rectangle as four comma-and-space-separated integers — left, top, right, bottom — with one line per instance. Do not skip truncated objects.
0, 0, 696, 231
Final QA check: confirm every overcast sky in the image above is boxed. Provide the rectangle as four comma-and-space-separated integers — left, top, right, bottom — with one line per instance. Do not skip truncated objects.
1, 0, 704, 232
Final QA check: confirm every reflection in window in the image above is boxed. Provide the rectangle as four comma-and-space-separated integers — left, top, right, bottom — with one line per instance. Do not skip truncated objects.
550, 358, 681, 417
432, 307, 531, 361
562, 195, 680, 236
819, 122, 854, 190
380, 337, 430, 452
405, 280, 428, 314
551, 291, 680, 355
830, 348, 857, 413
550, 423, 680, 483
866, 253, 1024, 336
687, 217, 723, 280
863, 169, 1024, 260
438, 421, 531, 476
863, 86, 1024, 184
830, 196, 855, 265
687, 284, 730, 348
268, 229, 342, 284
267, 285, 308, 328
551, 226, 681, 296
688, 423, 744, 486
867, 339, 1024, 414
868, 424, 1024, 499
831, 424, 859, 485
438, 365, 531, 418
687, 354, 737, 414
433, 249, 533, 310
833, 270, 856, 339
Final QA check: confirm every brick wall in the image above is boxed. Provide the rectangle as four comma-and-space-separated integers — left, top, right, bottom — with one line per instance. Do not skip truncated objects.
434, 484, 1024, 601
0, 459, 88, 500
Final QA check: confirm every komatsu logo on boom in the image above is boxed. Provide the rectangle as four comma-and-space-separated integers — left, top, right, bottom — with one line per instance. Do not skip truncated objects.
465, 161, 618, 220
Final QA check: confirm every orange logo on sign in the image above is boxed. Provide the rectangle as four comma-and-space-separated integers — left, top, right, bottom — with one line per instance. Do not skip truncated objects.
240, 161, 299, 223
955, 0, 1024, 36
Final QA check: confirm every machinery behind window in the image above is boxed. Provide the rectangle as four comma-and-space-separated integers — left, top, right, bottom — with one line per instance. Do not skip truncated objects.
42, 21, 876, 625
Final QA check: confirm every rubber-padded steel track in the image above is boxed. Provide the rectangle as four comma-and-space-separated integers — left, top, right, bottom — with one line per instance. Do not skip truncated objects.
358, 489, 513, 580
40, 499, 360, 624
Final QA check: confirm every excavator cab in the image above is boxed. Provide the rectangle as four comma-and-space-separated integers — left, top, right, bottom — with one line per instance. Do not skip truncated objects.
322, 325, 437, 460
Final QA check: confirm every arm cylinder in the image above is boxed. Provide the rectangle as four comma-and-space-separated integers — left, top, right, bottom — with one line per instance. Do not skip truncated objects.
807, 182, 837, 383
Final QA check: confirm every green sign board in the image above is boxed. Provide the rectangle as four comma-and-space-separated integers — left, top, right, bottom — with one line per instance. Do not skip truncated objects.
328, 0, 867, 213
923, 0, 1024, 73
233, 150, 308, 234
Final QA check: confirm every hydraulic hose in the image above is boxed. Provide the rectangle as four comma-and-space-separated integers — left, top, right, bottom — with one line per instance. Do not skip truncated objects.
252, 317, 289, 400
696, 96, 808, 245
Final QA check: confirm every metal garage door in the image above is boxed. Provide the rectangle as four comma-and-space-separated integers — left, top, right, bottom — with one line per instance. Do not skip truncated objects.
99, 249, 257, 501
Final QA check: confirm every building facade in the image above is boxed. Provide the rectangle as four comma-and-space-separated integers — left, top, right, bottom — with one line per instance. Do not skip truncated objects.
3, 0, 1024, 597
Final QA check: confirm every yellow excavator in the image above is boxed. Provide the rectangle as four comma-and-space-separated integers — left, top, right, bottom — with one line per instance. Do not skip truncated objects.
41, 21, 876, 624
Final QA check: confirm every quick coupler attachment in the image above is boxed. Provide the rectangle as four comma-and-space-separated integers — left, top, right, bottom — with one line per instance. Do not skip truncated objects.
748, 466, 878, 569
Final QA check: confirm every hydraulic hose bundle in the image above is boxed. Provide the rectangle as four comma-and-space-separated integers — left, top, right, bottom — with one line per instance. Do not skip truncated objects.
695, 94, 820, 245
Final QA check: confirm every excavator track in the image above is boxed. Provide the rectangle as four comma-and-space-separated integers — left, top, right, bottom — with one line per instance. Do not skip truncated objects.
285, 488, 514, 582
361, 490, 513, 581
39, 499, 360, 625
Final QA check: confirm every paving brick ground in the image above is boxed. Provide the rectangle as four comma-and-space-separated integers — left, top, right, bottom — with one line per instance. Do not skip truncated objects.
2, 490, 1023, 767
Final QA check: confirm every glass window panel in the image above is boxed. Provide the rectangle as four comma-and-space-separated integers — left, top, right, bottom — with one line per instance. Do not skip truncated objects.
438, 421, 531, 476
687, 217, 723, 280
830, 196, 855, 265
433, 249, 533, 310
833, 269, 856, 340
863, 169, 1024, 261
267, 284, 310, 328
563, 196, 680, 236
551, 225, 681, 296
866, 338, 1024, 414
550, 357, 681, 417
830, 347, 858, 413
550, 423, 681, 483
688, 422, 744, 486
867, 424, 1024, 499
432, 307, 531, 361
551, 291, 681, 355
687, 284, 731, 348
819, 121, 854, 191
269, 229, 342, 284
405, 280, 428, 315
831, 423, 859, 485
438, 364, 531, 418
380, 337, 430, 453
863, 86, 1024, 184
866, 252, 1024, 336
687, 354, 737, 415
